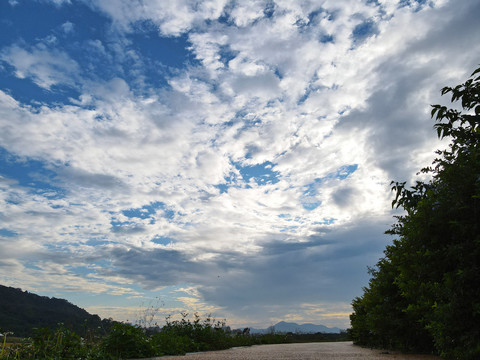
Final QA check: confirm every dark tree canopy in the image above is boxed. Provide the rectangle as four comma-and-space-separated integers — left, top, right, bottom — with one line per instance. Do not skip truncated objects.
0, 284, 113, 337
349, 66, 480, 359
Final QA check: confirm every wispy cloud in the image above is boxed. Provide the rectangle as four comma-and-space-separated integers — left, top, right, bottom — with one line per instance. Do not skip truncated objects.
1, 43, 80, 90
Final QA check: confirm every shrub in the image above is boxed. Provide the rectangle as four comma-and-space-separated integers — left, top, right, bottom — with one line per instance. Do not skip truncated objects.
100, 323, 154, 360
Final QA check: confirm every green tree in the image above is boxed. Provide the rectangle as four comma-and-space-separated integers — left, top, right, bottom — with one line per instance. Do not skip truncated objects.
350, 66, 480, 359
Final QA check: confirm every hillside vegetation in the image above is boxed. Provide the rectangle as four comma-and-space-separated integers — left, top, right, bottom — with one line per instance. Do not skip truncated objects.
0, 285, 111, 337
349, 67, 480, 359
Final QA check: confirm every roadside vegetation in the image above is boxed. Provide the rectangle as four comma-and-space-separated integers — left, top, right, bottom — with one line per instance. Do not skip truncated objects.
349, 66, 480, 360
0, 313, 348, 359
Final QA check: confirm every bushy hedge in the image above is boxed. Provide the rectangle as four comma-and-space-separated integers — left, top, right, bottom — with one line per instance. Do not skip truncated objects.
349, 66, 480, 359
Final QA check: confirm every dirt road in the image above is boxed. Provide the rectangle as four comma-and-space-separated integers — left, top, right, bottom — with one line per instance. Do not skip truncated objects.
147, 342, 441, 360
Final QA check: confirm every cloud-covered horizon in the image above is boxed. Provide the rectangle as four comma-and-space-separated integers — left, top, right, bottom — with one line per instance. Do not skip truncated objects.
1, 0, 479, 329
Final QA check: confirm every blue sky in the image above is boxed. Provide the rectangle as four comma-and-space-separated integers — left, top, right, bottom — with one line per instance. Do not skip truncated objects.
0, 0, 479, 329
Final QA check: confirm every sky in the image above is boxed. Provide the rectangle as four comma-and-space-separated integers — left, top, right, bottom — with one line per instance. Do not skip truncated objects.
0, 0, 479, 330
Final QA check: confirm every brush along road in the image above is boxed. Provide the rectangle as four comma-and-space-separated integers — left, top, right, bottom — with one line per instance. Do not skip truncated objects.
143, 341, 441, 360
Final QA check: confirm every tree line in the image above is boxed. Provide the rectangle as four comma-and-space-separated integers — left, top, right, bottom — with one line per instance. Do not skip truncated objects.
349, 66, 480, 359
0, 285, 113, 338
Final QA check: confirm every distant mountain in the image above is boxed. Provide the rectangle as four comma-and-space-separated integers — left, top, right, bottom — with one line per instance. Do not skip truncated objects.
0, 284, 113, 337
249, 321, 342, 334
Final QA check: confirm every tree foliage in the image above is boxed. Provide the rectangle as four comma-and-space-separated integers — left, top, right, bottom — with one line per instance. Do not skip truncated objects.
0, 285, 113, 338
350, 66, 480, 359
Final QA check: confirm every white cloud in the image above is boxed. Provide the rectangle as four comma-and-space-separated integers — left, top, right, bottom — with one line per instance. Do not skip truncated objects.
61, 21, 75, 34
88, 0, 228, 36
228, 0, 267, 27
0, 43, 80, 90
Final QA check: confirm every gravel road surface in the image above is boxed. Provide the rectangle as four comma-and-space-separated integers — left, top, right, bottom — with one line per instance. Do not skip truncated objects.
144, 342, 441, 360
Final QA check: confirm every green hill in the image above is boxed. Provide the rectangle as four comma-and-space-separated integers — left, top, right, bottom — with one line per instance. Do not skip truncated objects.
0, 284, 112, 337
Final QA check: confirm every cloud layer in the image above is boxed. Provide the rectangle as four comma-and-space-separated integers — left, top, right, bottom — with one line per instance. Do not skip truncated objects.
0, 0, 479, 328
